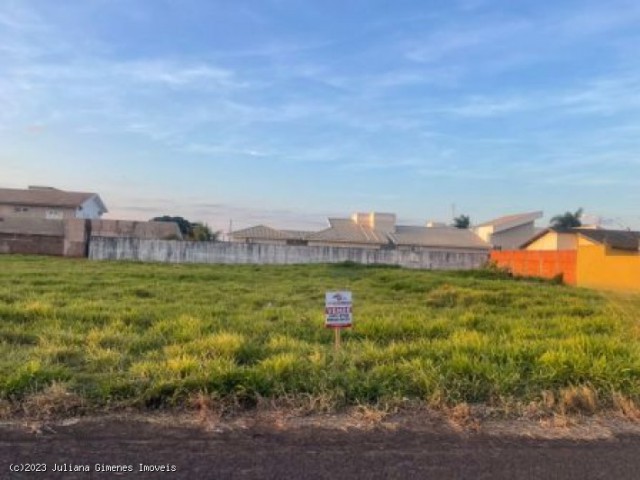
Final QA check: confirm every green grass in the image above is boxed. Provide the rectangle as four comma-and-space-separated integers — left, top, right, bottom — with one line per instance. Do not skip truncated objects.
1, 255, 639, 413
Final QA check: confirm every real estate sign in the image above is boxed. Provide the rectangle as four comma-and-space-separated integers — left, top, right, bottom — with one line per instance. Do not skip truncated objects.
325, 291, 352, 328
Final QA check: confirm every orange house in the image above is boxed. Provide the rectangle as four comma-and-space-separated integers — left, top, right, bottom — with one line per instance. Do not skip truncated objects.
492, 228, 640, 292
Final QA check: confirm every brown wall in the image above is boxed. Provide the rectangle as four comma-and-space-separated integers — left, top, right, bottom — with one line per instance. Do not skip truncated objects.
0, 217, 182, 258
0, 218, 70, 256
0, 233, 64, 256
491, 250, 577, 285
90, 219, 182, 240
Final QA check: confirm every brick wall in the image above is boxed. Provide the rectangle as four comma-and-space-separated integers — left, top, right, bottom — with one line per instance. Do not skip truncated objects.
490, 250, 577, 285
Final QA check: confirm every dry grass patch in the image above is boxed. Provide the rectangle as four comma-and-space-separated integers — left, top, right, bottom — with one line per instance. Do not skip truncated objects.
613, 393, 640, 421
349, 404, 389, 426
0, 398, 12, 420
21, 382, 84, 419
559, 386, 598, 415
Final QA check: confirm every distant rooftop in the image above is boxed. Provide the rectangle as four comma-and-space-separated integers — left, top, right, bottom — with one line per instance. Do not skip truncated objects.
522, 227, 640, 251
232, 211, 491, 250
0, 186, 107, 211
230, 225, 314, 241
474, 211, 543, 232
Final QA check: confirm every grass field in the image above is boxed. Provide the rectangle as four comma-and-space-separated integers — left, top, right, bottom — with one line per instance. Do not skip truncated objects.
1, 255, 640, 416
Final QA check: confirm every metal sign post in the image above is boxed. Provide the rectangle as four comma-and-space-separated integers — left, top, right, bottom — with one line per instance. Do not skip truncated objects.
325, 291, 352, 351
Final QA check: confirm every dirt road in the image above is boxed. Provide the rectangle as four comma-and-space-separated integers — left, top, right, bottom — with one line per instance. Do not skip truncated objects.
2, 417, 640, 479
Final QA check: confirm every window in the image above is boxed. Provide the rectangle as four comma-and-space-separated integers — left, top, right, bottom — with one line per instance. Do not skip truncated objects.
46, 209, 63, 220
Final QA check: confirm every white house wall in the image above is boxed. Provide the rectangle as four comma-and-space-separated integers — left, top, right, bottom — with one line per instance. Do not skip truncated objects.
77, 196, 104, 219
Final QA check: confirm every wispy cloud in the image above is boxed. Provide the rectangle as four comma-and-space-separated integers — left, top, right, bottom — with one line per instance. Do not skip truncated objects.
3, 0, 640, 229
107, 198, 333, 231
122, 60, 243, 88
404, 19, 530, 64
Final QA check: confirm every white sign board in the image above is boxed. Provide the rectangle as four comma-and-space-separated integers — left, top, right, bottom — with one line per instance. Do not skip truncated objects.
325, 291, 352, 328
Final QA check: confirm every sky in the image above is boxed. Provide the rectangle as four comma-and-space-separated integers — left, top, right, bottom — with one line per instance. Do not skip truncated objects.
1, 0, 640, 232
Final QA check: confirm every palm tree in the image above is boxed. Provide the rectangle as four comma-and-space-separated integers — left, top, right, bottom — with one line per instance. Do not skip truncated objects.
452, 214, 471, 229
550, 208, 583, 229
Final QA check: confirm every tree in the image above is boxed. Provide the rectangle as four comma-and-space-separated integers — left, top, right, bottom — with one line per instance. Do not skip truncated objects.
191, 223, 220, 242
151, 216, 220, 241
550, 208, 583, 229
452, 214, 471, 229
152, 216, 193, 237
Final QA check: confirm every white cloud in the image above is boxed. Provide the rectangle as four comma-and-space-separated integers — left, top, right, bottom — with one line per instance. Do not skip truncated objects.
121, 60, 242, 88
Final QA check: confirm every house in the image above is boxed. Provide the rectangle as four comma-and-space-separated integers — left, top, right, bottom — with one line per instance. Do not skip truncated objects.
229, 225, 313, 246
305, 216, 391, 249
388, 225, 490, 251
231, 212, 491, 252
492, 227, 640, 292
0, 186, 107, 220
521, 227, 640, 252
473, 211, 543, 250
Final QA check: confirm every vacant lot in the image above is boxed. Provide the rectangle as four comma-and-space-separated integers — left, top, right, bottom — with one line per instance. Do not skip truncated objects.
1, 255, 639, 416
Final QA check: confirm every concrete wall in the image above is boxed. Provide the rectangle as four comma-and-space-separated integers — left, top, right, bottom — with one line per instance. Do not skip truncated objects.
64, 218, 89, 257
491, 250, 577, 285
90, 219, 182, 240
0, 217, 182, 257
0, 217, 66, 255
89, 237, 489, 270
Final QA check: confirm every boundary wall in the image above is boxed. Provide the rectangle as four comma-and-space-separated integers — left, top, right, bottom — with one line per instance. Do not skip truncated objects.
490, 250, 577, 285
89, 237, 490, 270
0, 218, 181, 257
577, 245, 640, 292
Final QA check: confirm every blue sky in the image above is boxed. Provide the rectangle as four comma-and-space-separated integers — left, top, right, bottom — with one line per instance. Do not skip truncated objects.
1, 0, 640, 231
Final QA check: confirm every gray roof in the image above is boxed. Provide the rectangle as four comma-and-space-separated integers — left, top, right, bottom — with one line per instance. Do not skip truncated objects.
0, 187, 107, 212
389, 226, 491, 250
475, 211, 543, 231
233, 216, 492, 250
308, 222, 390, 245
576, 228, 640, 251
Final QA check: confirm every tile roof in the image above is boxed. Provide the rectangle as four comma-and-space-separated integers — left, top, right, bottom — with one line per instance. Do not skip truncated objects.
389, 226, 491, 250
0, 187, 105, 210
307, 222, 390, 244
475, 211, 543, 231
234, 216, 491, 250
575, 228, 640, 251
231, 225, 314, 241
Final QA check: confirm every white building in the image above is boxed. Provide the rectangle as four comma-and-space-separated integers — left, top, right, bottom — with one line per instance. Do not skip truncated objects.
473, 211, 543, 250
